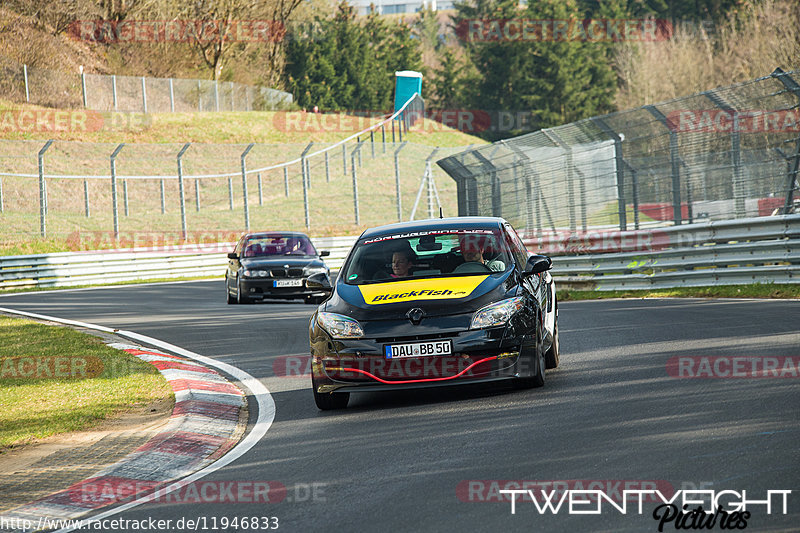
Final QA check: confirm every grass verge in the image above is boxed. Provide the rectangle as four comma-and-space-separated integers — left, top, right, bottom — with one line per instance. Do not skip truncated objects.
559, 283, 800, 301
0, 316, 174, 451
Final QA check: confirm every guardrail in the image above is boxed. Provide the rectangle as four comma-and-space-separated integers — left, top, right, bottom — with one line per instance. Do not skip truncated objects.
528, 215, 800, 290
1, 216, 797, 291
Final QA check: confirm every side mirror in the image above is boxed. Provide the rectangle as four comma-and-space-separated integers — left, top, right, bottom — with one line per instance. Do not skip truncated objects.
227, 252, 238, 259
522, 255, 552, 276
306, 272, 332, 291
319, 250, 331, 257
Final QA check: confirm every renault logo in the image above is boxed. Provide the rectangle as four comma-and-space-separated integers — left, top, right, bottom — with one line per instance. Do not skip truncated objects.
406, 308, 425, 325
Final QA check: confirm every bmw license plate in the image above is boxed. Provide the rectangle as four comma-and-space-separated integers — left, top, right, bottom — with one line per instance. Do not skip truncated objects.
273, 279, 303, 288
384, 340, 452, 359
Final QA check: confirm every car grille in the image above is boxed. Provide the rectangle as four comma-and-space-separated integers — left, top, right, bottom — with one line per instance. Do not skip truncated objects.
373, 332, 458, 343
270, 268, 305, 278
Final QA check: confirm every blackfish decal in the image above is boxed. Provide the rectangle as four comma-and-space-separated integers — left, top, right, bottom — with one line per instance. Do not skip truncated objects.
358, 275, 488, 305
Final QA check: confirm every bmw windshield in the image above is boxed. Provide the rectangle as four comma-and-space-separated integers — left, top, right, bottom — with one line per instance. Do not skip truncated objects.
341, 228, 513, 285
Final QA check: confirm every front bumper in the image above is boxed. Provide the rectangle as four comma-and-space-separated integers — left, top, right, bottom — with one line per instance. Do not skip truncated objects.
310, 320, 534, 393
240, 278, 326, 300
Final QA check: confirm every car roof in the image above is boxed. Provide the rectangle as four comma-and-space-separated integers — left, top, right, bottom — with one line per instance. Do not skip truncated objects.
358, 217, 508, 240
244, 231, 310, 239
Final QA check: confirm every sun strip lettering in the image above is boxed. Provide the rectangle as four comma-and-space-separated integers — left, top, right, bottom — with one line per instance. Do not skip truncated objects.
358, 275, 488, 305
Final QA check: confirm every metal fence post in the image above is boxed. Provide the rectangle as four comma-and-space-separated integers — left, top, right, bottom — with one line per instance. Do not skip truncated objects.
241, 143, 255, 231
301, 142, 314, 229
382, 124, 386, 153
83, 179, 89, 217
325, 150, 330, 182
141, 76, 147, 113
23, 64, 29, 103
258, 173, 263, 206
176, 143, 191, 240
228, 178, 234, 210
112, 75, 118, 110
370, 129, 375, 158
646, 105, 682, 225
284, 166, 289, 197
703, 90, 745, 218
392, 120, 396, 143
195, 178, 200, 212
591, 117, 627, 230
37, 140, 54, 238
123, 179, 129, 216
771, 69, 800, 213
160, 179, 166, 214
81, 71, 87, 108
342, 144, 347, 175
394, 141, 407, 221
351, 142, 364, 225
169, 78, 175, 112
398, 116, 403, 143
109, 143, 125, 240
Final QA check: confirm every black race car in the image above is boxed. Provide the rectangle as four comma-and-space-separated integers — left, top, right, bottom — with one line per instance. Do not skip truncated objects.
225, 231, 331, 304
307, 217, 559, 410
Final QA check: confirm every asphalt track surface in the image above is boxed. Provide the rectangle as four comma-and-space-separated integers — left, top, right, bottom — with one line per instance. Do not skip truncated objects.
3, 282, 799, 533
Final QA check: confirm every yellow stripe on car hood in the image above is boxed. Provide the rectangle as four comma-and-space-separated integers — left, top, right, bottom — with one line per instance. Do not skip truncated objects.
358, 275, 488, 305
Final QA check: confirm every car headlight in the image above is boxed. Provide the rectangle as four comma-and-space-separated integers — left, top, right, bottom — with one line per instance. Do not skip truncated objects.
243, 270, 268, 278
305, 266, 328, 276
317, 312, 363, 339
470, 297, 525, 329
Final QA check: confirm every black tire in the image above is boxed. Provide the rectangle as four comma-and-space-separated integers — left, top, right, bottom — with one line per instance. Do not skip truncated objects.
312, 377, 349, 410
226, 277, 236, 305
513, 327, 545, 389
237, 279, 251, 304
545, 314, 560, 369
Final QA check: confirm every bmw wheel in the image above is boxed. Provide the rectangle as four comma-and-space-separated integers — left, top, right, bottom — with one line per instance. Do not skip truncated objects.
226, 276, 236, 305
545, 312, 559, 369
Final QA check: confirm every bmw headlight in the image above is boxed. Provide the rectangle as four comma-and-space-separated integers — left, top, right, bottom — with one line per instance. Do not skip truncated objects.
305, 266, 328, 277
470, 297, 524, 329
317, 312, 363, 339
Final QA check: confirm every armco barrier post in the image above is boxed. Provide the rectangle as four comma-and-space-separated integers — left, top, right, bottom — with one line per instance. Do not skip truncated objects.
195, 178, 201, 212
23, 64, 29, 102
241, 143, 255, 231
123, 179, 129, 216
325, 150, 330, 182
141, 77, 148, 113
342, 144, 347, 175
228, 178, 234, 210
382, 124, 386, 154
110, 143, 125, 240
38, 140, 54, 238
81, 71, 87, 108
160, 179, 166, 214
84, 179, 90, 217
258, 173, 263, 206
169, 78, 175, 112
112, 75, 117, 110
394, 141, 407, 221
370, 129, 375, 159
351, 142, 364, 225
301, 142, 314, 229
177, 143, 191, 240
284, 166, 289, 197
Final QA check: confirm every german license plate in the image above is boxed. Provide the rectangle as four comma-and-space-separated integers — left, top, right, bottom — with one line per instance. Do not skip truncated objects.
384, 340, 452, 359
274, 279, 303, 287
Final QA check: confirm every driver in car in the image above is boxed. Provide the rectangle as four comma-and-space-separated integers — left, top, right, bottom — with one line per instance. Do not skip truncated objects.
460, 236, 505, 272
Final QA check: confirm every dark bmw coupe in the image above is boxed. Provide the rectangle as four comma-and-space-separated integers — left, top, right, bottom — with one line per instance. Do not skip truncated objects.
308, 217, 559, 410
225, 231, 331, 304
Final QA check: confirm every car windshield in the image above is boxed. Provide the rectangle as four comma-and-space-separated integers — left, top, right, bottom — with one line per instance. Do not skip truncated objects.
342, 228, 512, 285
242, 235, 317, 257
